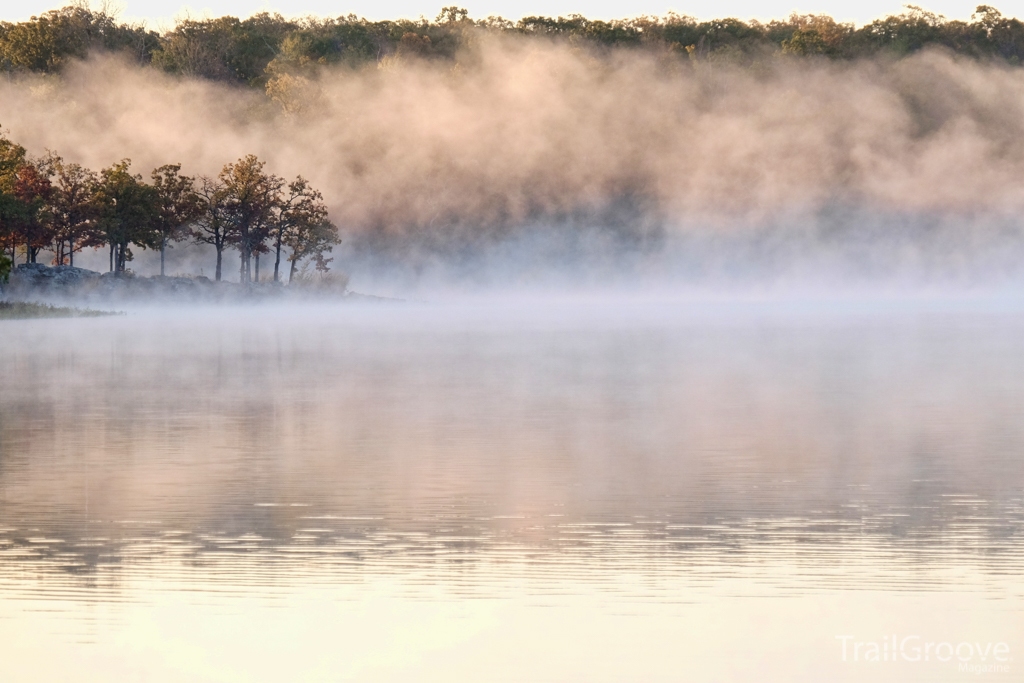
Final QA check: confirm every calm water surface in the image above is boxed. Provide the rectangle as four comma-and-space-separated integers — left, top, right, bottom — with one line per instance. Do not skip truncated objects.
0, 296, 1022, 681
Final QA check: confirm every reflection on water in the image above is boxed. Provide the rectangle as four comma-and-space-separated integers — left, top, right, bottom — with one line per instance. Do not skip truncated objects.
0, 297, 1022, 681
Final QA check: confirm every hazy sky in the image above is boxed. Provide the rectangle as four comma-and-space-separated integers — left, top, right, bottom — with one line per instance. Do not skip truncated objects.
8, 0, 1024, 27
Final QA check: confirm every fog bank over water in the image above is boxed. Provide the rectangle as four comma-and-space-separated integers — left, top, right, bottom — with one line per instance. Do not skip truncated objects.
4, 39, 1024, 290
2, 304, 1022, 683
3, 304, 1023, 574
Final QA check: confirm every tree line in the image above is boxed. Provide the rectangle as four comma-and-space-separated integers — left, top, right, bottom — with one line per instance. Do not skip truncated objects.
2, 5, 1024, 91
0, 132, 339, 283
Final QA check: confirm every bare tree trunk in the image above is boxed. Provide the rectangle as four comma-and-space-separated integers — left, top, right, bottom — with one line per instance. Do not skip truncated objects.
254, 252, 260, 283
240, 245, 251, 284
215, 245, 222, 282
109, 243, 114, 272
160, 234, 166, 276
69, 239, 74, 267
289, 257, 297, 283
273, 230, 283, 283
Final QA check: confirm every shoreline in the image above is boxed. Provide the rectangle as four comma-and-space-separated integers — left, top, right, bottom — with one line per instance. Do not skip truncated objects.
0, 301, 119, 320
0, 264, 403, 309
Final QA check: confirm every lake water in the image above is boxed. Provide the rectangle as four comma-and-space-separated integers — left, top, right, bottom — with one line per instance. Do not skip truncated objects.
1, 294, 1022, 682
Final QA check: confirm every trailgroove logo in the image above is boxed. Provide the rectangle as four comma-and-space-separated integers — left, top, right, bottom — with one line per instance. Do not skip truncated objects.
836, 635, 1011, 672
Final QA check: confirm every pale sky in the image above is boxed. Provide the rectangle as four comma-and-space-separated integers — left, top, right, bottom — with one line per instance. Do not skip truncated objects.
6, 0, 1023, 29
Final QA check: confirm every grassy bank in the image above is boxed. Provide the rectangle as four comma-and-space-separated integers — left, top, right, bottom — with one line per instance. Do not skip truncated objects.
0, 301, 118, 320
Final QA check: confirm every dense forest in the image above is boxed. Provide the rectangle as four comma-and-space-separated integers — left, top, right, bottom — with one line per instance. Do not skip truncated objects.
0, 132, 339, 283
3, 4, 1024, 90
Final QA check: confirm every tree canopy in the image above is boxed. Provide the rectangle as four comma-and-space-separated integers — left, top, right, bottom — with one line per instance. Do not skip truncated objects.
5, 5, 1024, 91
0, 5, 156, 73
0, 129, 339, 282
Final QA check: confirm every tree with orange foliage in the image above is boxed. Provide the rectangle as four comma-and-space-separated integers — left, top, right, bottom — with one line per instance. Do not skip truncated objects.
11, 162, 54, 264
219, 155, 281, 283
40, 153, 99, 267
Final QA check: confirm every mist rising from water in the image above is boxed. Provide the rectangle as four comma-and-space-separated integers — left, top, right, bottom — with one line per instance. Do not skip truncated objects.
3, 38, 1024, 291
